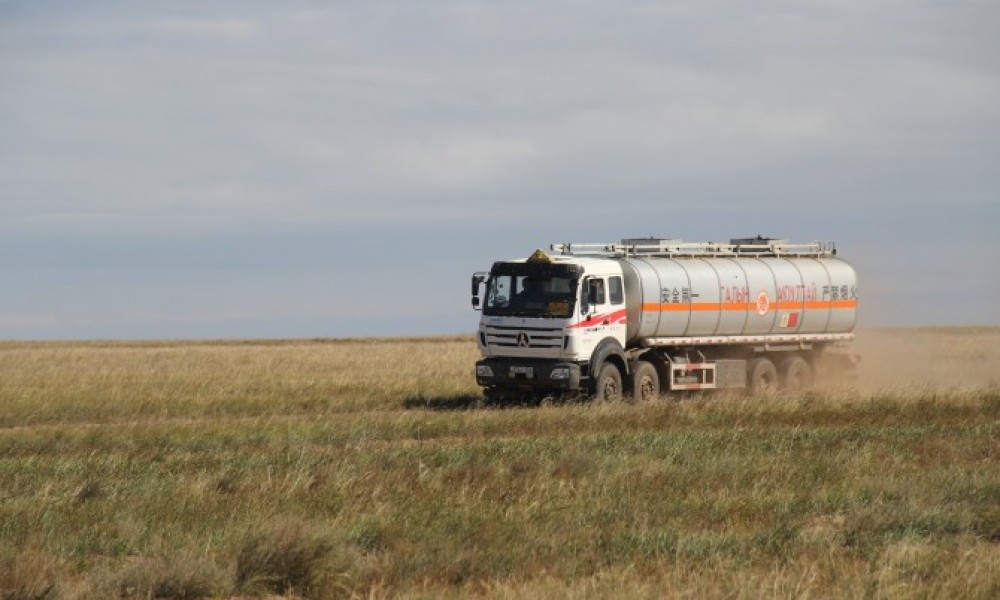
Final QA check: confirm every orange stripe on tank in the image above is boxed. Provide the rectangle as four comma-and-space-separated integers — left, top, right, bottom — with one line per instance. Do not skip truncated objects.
804, 300, 858, 309
642, 300, 858, 313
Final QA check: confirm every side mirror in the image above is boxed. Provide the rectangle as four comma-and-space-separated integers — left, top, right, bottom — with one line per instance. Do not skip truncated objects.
471, 272, 487, 310
579, 277, 590, 315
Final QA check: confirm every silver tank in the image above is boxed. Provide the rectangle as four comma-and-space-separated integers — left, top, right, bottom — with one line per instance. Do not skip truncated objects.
619, 256, 857, 343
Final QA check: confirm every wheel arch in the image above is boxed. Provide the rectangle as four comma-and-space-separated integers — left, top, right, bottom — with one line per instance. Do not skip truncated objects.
590, 337, 628, 379
629, 348, 670, 389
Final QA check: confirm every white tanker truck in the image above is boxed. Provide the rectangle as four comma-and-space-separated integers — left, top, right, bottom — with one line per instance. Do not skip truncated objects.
471, 237, 858, 402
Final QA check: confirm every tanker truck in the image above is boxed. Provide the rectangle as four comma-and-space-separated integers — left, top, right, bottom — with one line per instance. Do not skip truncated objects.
470, 237, 858, 403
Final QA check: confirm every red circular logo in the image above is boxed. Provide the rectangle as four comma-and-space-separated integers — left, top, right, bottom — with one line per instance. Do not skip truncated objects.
756, 291, 770, 316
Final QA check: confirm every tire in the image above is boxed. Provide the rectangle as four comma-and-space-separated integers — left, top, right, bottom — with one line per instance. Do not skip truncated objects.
780, 356, 813, 391
593, 363, 623, 402
631, 361, 660, 402
748, 358, 778, 393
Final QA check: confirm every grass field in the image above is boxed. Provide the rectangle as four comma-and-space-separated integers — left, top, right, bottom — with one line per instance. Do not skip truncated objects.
0, 328, 997, 599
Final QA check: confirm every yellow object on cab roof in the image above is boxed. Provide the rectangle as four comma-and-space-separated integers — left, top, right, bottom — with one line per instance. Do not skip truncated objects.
527, 249, 552, 263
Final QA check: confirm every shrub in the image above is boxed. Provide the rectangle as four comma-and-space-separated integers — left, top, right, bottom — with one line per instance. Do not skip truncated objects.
85, 553, 225, 600
0, 551, 58, 600
235, 518, 333, 597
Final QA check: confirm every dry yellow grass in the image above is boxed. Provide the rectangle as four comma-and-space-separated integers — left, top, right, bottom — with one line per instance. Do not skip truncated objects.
0, 329, 997, 599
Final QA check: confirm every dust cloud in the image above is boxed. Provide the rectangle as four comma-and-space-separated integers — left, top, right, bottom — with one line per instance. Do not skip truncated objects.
850, 328, 1000, 390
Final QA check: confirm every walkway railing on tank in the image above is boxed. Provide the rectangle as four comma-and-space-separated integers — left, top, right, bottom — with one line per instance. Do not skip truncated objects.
550, 239, 836, 258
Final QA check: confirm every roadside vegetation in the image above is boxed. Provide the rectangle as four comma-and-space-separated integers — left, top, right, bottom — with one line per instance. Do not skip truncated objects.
0, 329, 997, 598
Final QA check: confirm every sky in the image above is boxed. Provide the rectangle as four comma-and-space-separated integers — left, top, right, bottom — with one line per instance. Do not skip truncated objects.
1, 0, 998, 340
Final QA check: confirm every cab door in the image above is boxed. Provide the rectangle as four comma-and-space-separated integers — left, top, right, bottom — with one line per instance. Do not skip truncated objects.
606, 274, 628, 346
574, 274, 628, 354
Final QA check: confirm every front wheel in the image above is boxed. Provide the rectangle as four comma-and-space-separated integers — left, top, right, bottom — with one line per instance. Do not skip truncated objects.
631, 361, 660, 402
593, 363, 623, 402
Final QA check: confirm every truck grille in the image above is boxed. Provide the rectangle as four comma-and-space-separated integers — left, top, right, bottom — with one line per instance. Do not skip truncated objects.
483, 326, 564, 349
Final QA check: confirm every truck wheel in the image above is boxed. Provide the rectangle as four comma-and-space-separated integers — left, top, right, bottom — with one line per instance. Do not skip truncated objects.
631, 361, 660, 402
593, 363, 623, 402
748, 358, 778, 393
780, 356, 813, 391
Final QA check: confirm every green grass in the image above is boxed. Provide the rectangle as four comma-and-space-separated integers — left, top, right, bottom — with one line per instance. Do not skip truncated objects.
1, 330, 998, 598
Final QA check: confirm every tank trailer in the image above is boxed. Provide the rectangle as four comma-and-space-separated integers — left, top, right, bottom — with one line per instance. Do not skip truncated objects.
471, 237, 858, 402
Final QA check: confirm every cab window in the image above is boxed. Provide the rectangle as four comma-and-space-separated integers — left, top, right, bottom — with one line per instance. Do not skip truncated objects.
609, 276, 624, 305
588, 278, 606, 305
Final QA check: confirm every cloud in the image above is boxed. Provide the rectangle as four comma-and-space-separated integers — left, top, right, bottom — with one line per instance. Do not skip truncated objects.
6, 4, 998, 208
0, 1, 998, 336
155, 17, 260, 39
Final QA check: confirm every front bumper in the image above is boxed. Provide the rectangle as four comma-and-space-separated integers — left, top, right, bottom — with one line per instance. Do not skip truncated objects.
475, 358, 582, 391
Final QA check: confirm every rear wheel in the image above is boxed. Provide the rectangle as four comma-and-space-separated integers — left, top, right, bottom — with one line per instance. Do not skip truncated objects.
748, 358, 778, 393
593, 363, 623, 402
780, 356, 813, 391
631, 361, 660, 402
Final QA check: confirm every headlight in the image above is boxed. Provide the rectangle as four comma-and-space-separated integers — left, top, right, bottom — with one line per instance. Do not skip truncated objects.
550, 367, 570, 380
476, 365, 494, 377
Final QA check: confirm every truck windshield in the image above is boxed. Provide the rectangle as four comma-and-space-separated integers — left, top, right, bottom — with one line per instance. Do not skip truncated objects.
483, 263, 581, 318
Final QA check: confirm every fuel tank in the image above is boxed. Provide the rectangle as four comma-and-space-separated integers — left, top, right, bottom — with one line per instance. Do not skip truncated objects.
619, 255, 857, 344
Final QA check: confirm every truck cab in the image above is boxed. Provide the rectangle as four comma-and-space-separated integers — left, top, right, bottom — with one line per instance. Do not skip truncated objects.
472, 250, 627, 401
